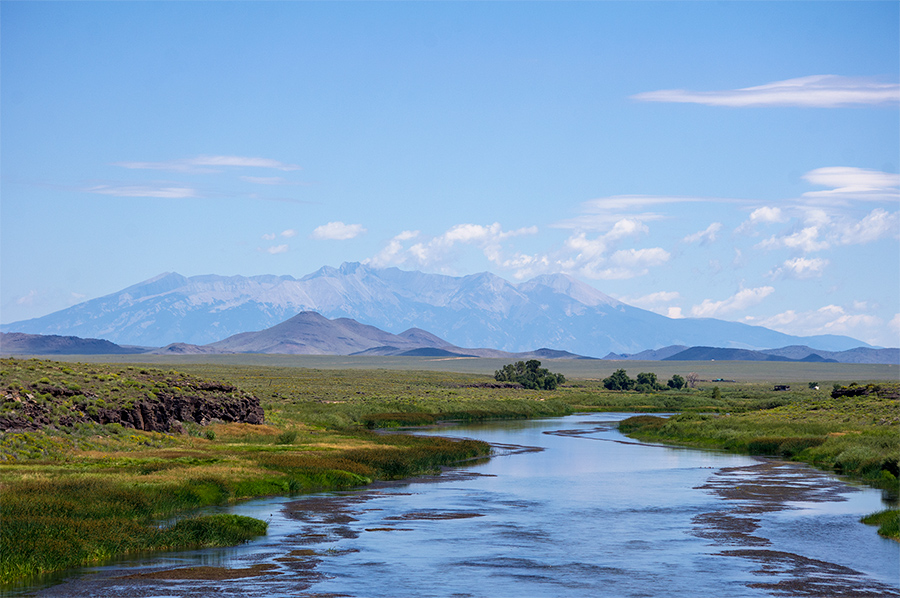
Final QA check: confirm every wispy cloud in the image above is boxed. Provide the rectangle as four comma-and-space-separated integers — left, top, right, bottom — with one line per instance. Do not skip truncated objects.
691, 286, 774, 318
264, 244, 289, 255
683, 222, 722, 244
632, 75, 900, 108
311, 221, 367, 241
555, 195, 712, 230
801, 167, 900, 204
85, 184, 199, 198
115, 155, 302, 174
262, 229, 298, 241
241, 176, 289, 185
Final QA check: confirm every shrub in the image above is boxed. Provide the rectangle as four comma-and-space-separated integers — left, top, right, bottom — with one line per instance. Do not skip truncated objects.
275, 430, 298, 445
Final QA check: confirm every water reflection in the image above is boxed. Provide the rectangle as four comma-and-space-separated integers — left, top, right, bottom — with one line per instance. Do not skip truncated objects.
16, 414, 899, 597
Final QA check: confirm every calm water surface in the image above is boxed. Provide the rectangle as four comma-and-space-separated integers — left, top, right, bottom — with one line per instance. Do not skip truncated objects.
16, 414, 900, 597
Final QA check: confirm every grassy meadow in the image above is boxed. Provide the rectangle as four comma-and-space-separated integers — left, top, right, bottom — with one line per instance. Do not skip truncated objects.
1, 355, 898, 585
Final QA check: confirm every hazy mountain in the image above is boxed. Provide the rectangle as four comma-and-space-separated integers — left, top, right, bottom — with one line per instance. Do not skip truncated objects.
0, 332, 145, 355
662, 346, 838, 363
760, 345, 900, 365
0, 262, 871, 356
605, 344, 897, 364
603, 345, 690, 360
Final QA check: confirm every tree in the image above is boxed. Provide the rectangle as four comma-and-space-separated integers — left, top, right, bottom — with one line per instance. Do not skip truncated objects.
667, 374, 686, 390
602, 369, 634, 391
494, 360, 565, 390
686, 372, 699, 388
635, 372, 663, 393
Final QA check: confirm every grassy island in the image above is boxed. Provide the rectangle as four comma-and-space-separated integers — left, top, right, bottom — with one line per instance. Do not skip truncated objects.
1, 356, 898, 585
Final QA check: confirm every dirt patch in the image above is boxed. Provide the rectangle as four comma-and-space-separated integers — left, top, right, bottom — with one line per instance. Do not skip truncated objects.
692, 511, 768, 546
120, 563, 280, 580
723, 549, 900, 597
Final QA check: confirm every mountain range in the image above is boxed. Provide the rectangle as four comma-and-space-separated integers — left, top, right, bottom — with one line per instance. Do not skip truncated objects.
1, 262, 874, 357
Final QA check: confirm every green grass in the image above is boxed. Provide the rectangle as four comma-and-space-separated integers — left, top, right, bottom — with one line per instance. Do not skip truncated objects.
861, 509, 900, 540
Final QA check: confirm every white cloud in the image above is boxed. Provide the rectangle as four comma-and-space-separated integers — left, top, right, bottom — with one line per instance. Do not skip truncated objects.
683, 222, 722, 244
802, 167, 900, 203
632, 75, 900, 108
366, 231, 420, 268
85, 184, 199, 198
735, 206, 787, 234
756, 226, 829, 253
558, 218, 668, 280
690, 286, 775, 318
749, 206, 785, 224
769, 257, 829, 279
365, 223, 542, 276
280, 229, 297, 238
839, 208, 898, 245
748, 305, 893, 346
667, 307, 685, 319
311, 222, 367, 240
261, 233, 277, 240
115, 155, 301, 173
609, 247, 670, 268
265, 244, 289, 255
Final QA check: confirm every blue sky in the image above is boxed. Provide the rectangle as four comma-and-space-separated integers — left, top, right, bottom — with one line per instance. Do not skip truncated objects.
2, 1, 898, 346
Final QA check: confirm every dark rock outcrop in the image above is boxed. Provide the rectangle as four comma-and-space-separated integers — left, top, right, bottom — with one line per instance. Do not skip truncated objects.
1, 385, 264, 434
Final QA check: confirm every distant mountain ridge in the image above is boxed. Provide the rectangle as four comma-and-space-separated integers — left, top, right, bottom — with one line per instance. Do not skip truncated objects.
662, 346, 838, 363
0, 332, 145, 355
1, 262, 872, 356
2, 327, 895, 364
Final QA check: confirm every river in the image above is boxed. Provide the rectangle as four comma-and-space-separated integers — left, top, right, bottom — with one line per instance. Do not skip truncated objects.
14, 414, 900, 597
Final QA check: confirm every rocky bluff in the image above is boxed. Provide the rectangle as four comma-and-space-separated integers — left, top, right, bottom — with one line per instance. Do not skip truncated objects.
0, 359, 264, 434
